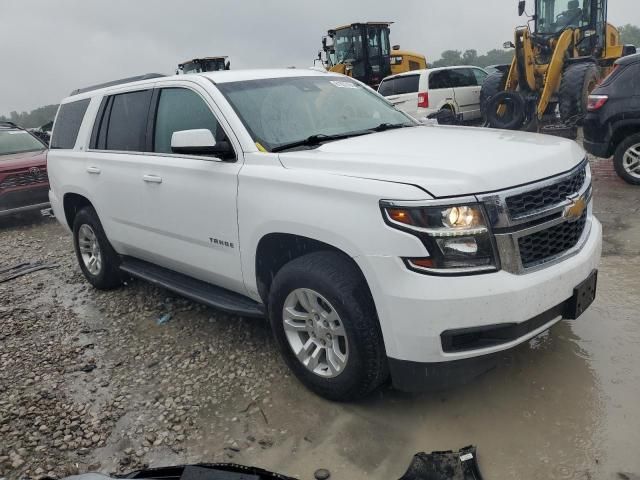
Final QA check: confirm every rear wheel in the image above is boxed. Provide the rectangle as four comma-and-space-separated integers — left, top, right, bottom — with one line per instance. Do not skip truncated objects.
613, 133, 640, 185
268, 251, 388, 401
73, 206, 123, 289
559, 62, 599, 121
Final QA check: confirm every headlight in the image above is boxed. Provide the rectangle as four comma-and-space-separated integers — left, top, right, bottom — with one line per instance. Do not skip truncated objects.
382, 201, 498, 275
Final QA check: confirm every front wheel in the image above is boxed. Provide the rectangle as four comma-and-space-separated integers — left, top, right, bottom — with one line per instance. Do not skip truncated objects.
613, 133, 640, 185
268, 252, 388, 401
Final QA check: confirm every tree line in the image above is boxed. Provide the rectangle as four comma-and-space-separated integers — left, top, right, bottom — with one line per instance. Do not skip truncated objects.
0, 104, 58, 129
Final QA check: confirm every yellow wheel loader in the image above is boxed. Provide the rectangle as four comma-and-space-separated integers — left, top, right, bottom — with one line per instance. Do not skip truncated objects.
317, 22, 426, 89
481, 0, 636, 131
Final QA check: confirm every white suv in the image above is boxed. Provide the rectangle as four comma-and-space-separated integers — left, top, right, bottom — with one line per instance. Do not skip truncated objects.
378, 66, 489, 121
48, 69, 601, 400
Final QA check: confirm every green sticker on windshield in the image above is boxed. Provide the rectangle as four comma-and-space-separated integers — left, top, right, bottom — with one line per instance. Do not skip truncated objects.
330, 80, 359, 89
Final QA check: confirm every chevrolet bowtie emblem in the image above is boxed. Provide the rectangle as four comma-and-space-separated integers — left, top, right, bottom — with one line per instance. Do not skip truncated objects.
564, 195, 587, 222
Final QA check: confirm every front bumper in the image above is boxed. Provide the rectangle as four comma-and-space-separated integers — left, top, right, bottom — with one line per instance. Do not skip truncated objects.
356, 217, 602, 388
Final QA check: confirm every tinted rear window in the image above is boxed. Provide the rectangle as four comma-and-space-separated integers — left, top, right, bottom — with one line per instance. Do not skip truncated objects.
50, 99, 90, 149
101, 90, 153, 152
378, 75, 420, 96
429, 71, 451, 89
447, 68, 478, 88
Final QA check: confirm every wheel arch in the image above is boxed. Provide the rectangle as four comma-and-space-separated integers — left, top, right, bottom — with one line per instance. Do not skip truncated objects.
62, 192, 94, 230
254, 233, 373, 308
609, 121, 640, 156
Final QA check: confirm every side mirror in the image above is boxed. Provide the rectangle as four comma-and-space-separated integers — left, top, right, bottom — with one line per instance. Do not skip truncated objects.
518, 0, 526, 16
171, 129, 234, 159
225, 60, 231, 70
503, 41, 516, 49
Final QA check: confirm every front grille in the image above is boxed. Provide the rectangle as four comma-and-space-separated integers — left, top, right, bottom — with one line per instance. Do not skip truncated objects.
518, 211, 587, 268
0, 168, 48, 189
506, 165, 586, 219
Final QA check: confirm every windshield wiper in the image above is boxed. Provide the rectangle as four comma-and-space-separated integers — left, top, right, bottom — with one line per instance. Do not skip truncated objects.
369, 122, 415, 132
271, 131, 371, 153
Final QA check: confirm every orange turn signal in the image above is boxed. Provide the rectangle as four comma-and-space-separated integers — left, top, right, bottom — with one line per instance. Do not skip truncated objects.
408, 258, 435, 268
387, 208, 413, 225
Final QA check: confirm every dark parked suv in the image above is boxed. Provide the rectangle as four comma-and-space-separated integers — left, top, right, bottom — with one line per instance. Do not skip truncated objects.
583, 53, 640, 185
0, 122, 49, 216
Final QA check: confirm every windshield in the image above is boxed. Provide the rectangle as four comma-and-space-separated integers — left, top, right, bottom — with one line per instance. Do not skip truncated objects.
0, 129, 45, 156
332, 27, 364, 65
217, 76, 415, 152
536, 0, 592, 34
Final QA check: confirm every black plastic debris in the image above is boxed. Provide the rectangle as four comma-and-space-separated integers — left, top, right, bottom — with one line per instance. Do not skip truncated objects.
0, 261, 58, 283
399, 446, 483, 480
123, 463, 297, 480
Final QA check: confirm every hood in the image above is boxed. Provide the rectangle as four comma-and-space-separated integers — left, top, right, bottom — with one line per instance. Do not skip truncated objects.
277, 126, 585, 198
0, 149, 47, 172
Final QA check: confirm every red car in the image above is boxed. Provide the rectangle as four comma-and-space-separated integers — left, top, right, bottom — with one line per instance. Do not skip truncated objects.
0, 122, 49, 217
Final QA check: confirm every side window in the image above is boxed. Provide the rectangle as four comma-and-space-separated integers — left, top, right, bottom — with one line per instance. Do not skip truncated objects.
91, 90, 152, 151
378, 78, 396, 96
448, 68, 478, 88
472, 68, 489, 85
153, 88, 225, 155
50, 98, 90, 149
429, 71, 451, 90
378, 75, 419, 96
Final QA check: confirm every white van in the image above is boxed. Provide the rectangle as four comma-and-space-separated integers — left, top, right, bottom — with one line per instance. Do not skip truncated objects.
378, 66, 489, 122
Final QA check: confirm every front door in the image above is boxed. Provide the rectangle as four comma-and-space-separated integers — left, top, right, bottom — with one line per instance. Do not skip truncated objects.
130, 83, 245, 294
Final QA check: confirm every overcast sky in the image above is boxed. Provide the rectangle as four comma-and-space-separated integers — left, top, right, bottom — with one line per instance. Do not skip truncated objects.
2, 0, 639, 115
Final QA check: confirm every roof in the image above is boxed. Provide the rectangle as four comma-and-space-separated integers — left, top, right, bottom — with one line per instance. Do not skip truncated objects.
382, 65, 486, 80
200, 68, 335, 83
616, 52, 640, 66
61, 69, 338, 103
333, 21, 393, 30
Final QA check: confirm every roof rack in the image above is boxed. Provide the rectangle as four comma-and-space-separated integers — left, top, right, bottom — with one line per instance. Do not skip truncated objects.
69, 73, 166, 96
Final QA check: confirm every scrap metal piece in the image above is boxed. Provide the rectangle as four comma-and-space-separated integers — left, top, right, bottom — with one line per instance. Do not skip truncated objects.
399, 446, 483, 480
0, 261, 58, 283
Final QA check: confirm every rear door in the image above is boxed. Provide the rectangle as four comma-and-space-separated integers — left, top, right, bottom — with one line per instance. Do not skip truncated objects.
378, 74, 421, 118
427, 70, 455, 114
449, 68, 483, 120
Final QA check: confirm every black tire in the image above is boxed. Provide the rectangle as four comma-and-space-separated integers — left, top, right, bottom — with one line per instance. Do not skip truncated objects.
268, 251, 388, 401
72, 206, 123, 289
480, 72, 507, 117
485, 90, 526, 130
613, 133, 640, 185
559, 62, 599, 122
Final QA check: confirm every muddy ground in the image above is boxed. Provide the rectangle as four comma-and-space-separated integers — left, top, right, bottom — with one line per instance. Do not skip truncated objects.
1, 157, 639, 480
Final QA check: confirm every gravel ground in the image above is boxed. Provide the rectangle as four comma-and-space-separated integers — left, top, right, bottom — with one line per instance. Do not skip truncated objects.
0, 213, 294, 478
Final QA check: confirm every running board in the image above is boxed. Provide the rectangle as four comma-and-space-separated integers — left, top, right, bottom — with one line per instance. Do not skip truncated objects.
119, 257, 265, 318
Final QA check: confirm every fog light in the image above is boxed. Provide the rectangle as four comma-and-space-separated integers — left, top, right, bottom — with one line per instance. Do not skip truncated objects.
437, 237, 479, 256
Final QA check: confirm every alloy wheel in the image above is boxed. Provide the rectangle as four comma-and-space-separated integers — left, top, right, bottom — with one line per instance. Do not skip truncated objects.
282, 288, 349, 378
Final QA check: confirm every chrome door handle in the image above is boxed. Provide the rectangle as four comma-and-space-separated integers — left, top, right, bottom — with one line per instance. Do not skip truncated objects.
143, 174, 162, 184
86, 166, 101, 174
